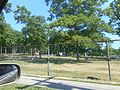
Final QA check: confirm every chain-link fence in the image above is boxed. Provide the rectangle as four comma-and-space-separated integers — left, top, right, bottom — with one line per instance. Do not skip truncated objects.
0, 40, 120, 82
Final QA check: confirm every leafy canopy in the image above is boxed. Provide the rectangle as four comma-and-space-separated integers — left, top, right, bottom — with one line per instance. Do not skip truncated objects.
14, 6, 47, 46
107, 0, 120, 35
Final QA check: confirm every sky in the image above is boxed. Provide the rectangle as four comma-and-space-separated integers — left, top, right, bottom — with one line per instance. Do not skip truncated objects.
4, 0, 120, 49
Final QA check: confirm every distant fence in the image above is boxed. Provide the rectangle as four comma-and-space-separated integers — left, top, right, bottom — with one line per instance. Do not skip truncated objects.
0, 40, 120, 82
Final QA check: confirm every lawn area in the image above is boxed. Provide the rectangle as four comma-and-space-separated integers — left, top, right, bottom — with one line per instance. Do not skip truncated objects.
0, 84, 52, 90
0, 56, 120, 82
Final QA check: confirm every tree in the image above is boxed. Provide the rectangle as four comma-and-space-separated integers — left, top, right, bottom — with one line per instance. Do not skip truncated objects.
14, 6, 47, 57
107, 0, 120, 35
45, 0, 113, 60
110, 48, 120, 55
0, 3, 20, 47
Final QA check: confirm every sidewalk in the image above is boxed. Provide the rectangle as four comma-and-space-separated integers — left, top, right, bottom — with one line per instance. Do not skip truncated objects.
16, 76, 120, 90
22, 73, 120, 85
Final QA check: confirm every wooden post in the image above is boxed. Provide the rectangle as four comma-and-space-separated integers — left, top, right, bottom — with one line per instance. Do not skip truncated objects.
106, 41, 111, 81
48, 44, 50, 77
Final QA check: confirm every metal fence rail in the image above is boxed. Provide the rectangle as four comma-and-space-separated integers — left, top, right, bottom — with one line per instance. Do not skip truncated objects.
0, 40, 119, 82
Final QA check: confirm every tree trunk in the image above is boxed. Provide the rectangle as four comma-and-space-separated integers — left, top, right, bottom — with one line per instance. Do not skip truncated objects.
5, 47, 7, 54
65, 46, 68, 57
56, 45, 59, 56
0, 47, 2, 54
32, 48, 34, 56
76, 44, 79, 61
39, 50, 42, 58
76, 52, 79, 61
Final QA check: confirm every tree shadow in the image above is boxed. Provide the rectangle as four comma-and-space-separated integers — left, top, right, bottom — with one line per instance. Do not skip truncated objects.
26, 57, 92, 64
0, 55, 7, 61
17, 77, 93, 90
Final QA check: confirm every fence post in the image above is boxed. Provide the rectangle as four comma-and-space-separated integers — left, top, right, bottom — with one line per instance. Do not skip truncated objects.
106, 41, 112, 81
12, 47, 14, 61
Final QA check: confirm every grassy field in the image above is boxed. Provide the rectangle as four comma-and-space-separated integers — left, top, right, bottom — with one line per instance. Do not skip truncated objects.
0, 84, 52, 90
0, 56, 120, 82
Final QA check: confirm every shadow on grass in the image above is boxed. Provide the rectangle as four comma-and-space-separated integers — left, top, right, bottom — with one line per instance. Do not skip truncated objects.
25, 57, 92, 64
16, 85, 44, 90
0, 54, 92, 64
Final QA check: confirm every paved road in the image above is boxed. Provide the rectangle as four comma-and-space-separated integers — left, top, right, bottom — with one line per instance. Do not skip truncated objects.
16, 76, 120, 90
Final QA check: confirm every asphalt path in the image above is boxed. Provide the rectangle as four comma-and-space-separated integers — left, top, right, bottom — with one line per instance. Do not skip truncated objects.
16, 76, 120, 90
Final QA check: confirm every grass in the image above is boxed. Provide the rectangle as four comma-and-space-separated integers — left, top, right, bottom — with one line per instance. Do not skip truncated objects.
0, 84, 52, 90
0, 56, 120, 82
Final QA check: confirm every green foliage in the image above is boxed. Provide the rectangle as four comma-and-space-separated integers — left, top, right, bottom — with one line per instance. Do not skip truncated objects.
46, 0, 113, 41
45, 0, 108, 18
0, 0, 116, 58
14, 6, 48, 56
0, 22, 23, 46
14, 6, 47, 46
45, 0, 113, 60
4, 3, 12, 13
107, 0, 120, 35
0, 4, 22, 47
14, 6, 31, 24
71, 35, 92, 46
110, 47, 120, 55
